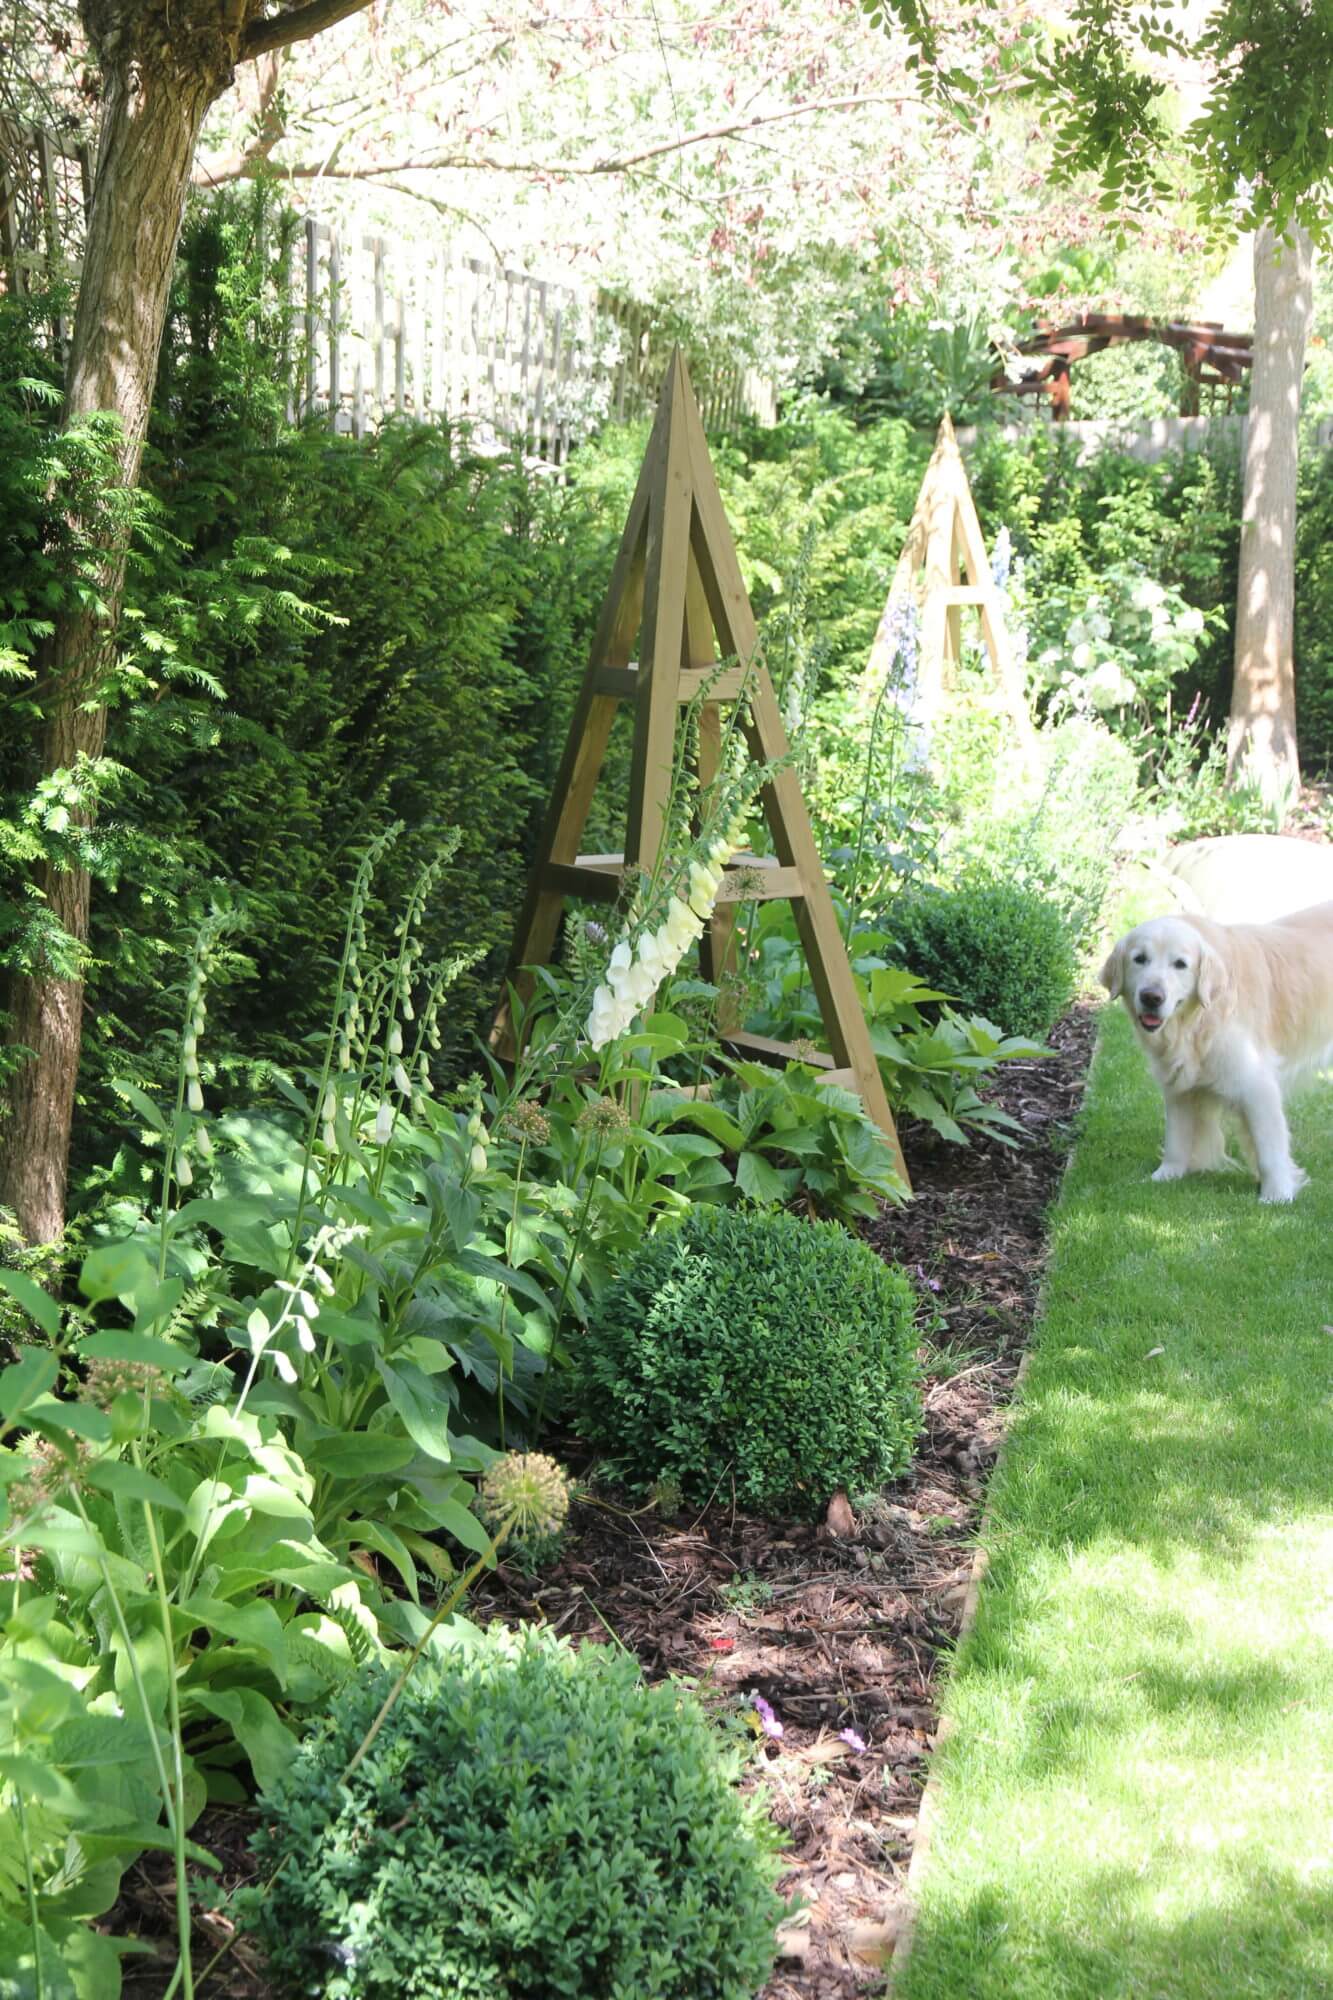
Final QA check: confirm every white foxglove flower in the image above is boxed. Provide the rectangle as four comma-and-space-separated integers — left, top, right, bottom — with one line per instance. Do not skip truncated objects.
322, 1119, 337, 1151
469, 1141, 488, 1174
187, 1080, 204, 1113
587, 981, 620, 1049
664, 896, 702, 955
374, 1101, 394, 1145
636, 930, 667, 982
387, 1024, 403, 1056
296, 1318, 317, 1353
195, 1123, 213, 1159
322, 1088, 337, 1122
623, 955, 660, 1010
298, 1289, 319, 1319
393, 1062, 412, 1095
176, 1151, 193, 1187
272, 1349, 298, 1385
182, 1032, 198, 1059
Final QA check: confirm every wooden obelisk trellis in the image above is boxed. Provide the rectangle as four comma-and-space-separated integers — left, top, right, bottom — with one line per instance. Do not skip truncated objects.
870, 412, 1039, 774
494, 347, 908, 1185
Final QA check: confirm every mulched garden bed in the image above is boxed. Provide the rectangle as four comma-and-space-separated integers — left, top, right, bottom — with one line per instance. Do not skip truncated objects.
115, 1005, 1095, 1999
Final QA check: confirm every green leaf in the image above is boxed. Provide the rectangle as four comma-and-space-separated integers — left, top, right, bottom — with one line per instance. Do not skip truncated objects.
660, 1099, 747, 1151
23, 1396, 113, 1445
85, 1459, 187, 1513
110, 1077, 168, 1135
188, 1687, 296, 1794
0, 1347, 59, 1422
375, 1359, 453, 1463
0, 1270, 62, 1341
78, 1330, 192, 1374
180, 1595, 287, 1680
453, 1249, 551, 1313
346, 1518, 421, 1601
79, 1242, 160, 1310
433, 1496, 494, 1558
735, 1151, 799, 1203
304, 1431, 416, 1478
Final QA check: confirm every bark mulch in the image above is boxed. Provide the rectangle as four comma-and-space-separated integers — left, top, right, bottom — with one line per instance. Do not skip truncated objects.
114, 1006, 1096, 1998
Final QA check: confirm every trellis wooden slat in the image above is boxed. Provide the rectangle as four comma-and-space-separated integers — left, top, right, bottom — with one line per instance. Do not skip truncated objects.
493, 349, 908, 1184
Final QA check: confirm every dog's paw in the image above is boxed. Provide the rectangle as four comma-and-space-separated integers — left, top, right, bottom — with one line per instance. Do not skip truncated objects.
1259, 1167, 1307, 1204
1151, 1163, 1187, 1182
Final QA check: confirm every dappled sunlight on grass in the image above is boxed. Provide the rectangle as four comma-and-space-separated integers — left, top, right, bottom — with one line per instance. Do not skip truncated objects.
901, 1007, 1333, 2000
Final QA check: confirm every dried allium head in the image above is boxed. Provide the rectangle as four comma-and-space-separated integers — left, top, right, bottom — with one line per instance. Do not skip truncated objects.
577, 1096, 630, 1139
478, 1451, 571, 1540
791, 1038, 823, 1064
7, 1437, 91, 1521
729, 866, 769, 900
81, 1357, 164, 1409
501, 1098, 552, 1147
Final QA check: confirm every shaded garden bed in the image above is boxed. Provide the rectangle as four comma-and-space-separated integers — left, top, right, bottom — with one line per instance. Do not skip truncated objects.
115, 1007, 1095, 1999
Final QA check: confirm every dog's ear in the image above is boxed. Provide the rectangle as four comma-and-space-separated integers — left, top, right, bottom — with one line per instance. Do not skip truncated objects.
1196, 940, 1231, 1012
1098, 937, 1126, 1000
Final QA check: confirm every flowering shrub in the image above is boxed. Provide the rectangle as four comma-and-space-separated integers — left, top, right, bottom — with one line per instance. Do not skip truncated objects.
1030, 562, 1213, 733
572, 1204, 920, 1516
237, 1624, 783, 2000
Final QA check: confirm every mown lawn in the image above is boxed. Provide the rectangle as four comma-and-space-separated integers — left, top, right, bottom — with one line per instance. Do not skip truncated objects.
898, 1006, 1333, 2000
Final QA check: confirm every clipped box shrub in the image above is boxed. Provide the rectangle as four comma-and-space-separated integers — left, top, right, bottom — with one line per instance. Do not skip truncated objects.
571, 1204, 920, 1516
237, 1624, 782, 2000
886, 877, 1077, 1041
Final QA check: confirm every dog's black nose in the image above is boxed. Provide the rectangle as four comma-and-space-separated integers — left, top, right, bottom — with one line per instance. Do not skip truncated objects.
1140, 988, 1164, 1010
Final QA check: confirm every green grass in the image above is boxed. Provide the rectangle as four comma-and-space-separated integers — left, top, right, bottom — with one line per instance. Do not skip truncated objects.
899, 1007, 1333, 2000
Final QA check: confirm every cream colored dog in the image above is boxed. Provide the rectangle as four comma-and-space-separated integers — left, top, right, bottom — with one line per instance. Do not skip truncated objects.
1100, 902, 1333, 1202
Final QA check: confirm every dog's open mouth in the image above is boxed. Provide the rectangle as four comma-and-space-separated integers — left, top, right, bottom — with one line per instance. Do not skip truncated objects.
1138, 1011, 1164, 1032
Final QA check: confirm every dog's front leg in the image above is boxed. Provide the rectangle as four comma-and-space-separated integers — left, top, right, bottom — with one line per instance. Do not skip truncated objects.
1152, 1091, 1198, 1181
1236, 1068, 1306, 1203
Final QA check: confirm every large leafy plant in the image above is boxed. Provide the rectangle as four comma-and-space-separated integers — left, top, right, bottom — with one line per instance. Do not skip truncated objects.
745, 909, 1045, 1147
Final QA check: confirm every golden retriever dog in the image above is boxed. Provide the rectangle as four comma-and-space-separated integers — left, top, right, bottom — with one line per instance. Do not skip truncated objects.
1100, 902, 1333, 1202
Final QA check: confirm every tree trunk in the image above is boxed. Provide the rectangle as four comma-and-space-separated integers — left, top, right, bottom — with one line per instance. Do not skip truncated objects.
1226, 222, 1315, 809
0, 12, 234, 1245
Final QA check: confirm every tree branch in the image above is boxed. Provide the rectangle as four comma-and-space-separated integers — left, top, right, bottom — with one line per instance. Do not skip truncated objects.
242, 0, 374, 60
260, 92, 925, 183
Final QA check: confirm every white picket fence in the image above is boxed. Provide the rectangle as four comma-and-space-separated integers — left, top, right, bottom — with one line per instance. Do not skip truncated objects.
0, 118, 776, 462
290, 216, 777, 461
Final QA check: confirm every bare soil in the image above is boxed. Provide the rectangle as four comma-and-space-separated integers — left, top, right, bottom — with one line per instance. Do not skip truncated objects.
115, 1007, 1096, 1999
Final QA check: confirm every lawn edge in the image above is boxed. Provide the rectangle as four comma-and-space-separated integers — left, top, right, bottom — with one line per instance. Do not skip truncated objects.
883, 1347, 1032, 1995
884, 1004, 1103, 1991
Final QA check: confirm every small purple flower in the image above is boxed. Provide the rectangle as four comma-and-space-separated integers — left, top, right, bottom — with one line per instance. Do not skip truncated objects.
839, 1727, 867, 1754
915, 1263, 942, 1295
585, 920, 608, 945
752, 1694, 784, 1740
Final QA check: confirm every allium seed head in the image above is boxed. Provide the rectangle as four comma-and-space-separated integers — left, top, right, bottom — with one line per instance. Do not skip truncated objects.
478, 1451, 570, 1539
577, 1096, 630, 1139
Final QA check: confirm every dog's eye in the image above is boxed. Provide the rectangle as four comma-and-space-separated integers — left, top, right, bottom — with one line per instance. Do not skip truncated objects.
1173, 958, 1188, 969
1131, 952, 1148, 965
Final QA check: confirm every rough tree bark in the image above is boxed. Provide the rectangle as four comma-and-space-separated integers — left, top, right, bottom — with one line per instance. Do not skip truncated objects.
1227, 221, 1315, 809
0, 0, 371, 1245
